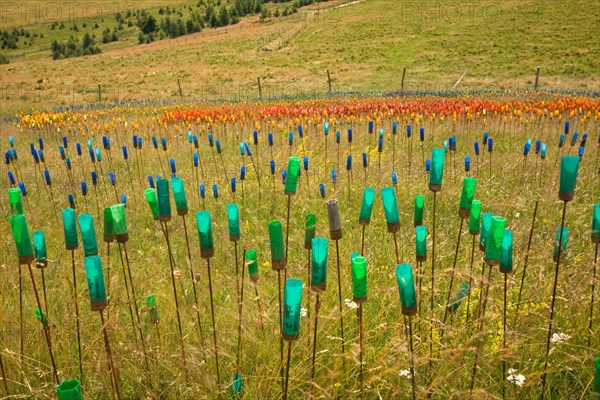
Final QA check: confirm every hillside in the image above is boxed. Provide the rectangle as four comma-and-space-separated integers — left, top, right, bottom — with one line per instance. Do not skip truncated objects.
0, 0, 598, 116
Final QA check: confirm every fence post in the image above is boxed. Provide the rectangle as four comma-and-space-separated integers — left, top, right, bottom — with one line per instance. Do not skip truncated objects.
258, 77, 263, 100
452, 71, 468, 91
401, 67, 407, 92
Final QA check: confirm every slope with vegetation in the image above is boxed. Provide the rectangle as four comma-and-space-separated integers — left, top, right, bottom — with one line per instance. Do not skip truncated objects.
1, 0, 331, 61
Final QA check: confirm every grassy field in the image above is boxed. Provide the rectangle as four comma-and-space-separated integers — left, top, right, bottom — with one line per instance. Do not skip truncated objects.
1, 0, 599, 116
0, 94, 599, 399
0, 1, 201, 28
0, 0, 308, 62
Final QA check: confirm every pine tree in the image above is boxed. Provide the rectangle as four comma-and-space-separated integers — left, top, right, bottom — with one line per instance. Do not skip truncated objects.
219, 5, 230, 27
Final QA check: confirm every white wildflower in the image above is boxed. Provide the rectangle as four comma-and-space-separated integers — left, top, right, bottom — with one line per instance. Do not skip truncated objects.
300, 308, 307, 317
507, 368, 526, 387
550, 332, 571, 343
515, 212, 520, 218
344, 299, 358, 309
399, 369, 411, 378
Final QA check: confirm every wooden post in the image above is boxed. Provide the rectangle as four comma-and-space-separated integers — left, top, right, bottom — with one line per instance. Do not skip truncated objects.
97, 84, 101, 102
0, 349, 7, 396
540, 201, 568, 399
257, 77, 263, 100
327, 70, 332, 93
401, 67, 407, 92
452, 71, 468, 91
71, 250, 83, 383
534, 67, 541, 90
177, 79, 183, 99
100, 310, 122, 400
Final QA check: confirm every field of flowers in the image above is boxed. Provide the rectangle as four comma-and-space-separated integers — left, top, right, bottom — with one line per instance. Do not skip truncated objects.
1, 91, 599, 399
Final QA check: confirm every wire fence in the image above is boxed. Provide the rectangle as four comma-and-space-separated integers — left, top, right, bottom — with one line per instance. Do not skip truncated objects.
2, 82, 598, 121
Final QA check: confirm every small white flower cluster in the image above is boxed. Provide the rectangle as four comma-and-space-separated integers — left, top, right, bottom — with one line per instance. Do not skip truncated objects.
344, 298, 358, 309
399, 369, 411, 378
507, 368, 526, 387
300, 308, 307, 317
550, 332, 571, 344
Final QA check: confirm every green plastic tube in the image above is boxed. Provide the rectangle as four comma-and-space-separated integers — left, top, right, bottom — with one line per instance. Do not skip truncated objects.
157, 178, 172, 220
147, 294, 159, 324
469, 200, 482, 235
311, 237, 328, 291
381, 187, 400, 232
592, 204, 600, 243
33, 230, 48, 267
196, 210, 215, 259
231, 373, 243, 396
447, 283, 469, 314
78, 214, 99, 256
395, 263, 417, 316
8, 187, 23, 215
35, 308, 49, 328
227, 203, 240, 240
480, 212, 494, 250
246, 249, 259, 281
282, 278, 303, 340
458, 177, 477, 217
594, 357, 600, 395
429, 148, 445, 191
416, 225, 427, 261
359, 188, 376, 225
84, 255, 107, 311
558, 155, 579, 201
414, 195, 424, 226
103, 207, 115, 243
268, 220, 286, 270
110, 204, 128, 243
351, 256, 367, 302
284, 156, 301, 195
553, 226, 568, 261
56, 379, 82, 400
144, 189, 160, 220
350, 251, 359, 263
62, 208, 79, 250
499, 230, 513, 273
172, 177, 188, 215
484, 216, 506, 265
304, 214, 317, 249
